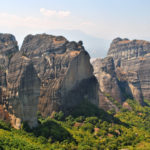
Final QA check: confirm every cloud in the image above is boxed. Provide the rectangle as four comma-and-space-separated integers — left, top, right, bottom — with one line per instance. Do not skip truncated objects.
0, 9, 149, 48
40, 8, 70, 17
0, 10, 96, 36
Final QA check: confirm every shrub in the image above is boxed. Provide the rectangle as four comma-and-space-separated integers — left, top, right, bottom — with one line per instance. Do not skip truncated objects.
21, 121, 31, 132
53, 111, 64, 121
81, 123, 94, 133
0, 120, 11, 131
85, 117, 99, 125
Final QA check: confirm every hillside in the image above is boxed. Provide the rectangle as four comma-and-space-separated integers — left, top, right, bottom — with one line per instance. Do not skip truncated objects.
1, 35, 150, 149
1, 99, 150, 149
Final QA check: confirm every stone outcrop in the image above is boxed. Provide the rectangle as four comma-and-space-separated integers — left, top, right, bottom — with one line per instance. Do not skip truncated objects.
0, 34, 40, 129
93, 57, 122, 111
108, 38, 150, 103
7, 54, 40, 129
93, 57, 123, 103
92, 38, 150, 110
107, 38, 150, 61
20, 34, 99, 116
0, 33, 99, 128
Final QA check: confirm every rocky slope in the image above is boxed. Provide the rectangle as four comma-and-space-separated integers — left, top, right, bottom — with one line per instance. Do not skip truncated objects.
0, 33, 99, 128
93, 38, 150, 110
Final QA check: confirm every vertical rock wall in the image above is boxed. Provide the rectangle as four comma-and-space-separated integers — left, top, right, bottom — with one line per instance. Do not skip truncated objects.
92, 38, 150, 110
0, 33, 99, 128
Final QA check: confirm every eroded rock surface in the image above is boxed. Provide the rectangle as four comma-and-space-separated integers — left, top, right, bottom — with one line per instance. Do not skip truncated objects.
93, 57, 123, 103
93, 57, 123, 111
0, 34, 40, 128
108, 38, 150, 103
0, 33, 99, 128
92, 38, 150, 110
20, 34, 99, 116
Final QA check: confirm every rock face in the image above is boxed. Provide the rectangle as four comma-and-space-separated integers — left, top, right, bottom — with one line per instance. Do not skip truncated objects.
92, 38, 150, 110
0, 33, 99, 128
108, 38, 150, 103
7, 54, 40, 129
0, 34, 40, 129
93, 57, 123, 103
92, 57, 123, 111
108, 38, 150, 61
20, 34, 99, 116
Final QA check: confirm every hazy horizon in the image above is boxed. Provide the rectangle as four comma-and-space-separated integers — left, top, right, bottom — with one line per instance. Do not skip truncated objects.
0, 0, 150, 58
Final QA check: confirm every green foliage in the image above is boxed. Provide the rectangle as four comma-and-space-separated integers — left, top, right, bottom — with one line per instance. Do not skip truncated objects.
21, 121, 31, 132
0, 99, 150, 149
104, 93, 122, 109
69, 100, 121, 124
144, 99, 150, 106
53, 111, 65, 121
85, 116, 99, 125
0, 120, 11, 131
33, 118, 73, 142
75, 116, 85, 123
81, 123, 94, 133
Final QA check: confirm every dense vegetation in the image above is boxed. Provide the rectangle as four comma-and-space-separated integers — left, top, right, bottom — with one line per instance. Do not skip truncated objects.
1, 99, 150, 149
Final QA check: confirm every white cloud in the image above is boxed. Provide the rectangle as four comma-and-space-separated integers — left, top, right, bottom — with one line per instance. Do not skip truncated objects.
0, 10, 96, 36
40, 8, 70, 17
0, 9, 149, 47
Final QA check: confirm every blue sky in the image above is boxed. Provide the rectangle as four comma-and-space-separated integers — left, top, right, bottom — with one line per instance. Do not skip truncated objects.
0, 0, 150, 58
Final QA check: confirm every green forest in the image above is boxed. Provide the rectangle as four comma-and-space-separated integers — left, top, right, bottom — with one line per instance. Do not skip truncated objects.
1, 99, 150, 150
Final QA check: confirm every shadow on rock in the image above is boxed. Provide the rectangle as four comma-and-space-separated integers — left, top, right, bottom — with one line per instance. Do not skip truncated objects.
68, 100, 129, 128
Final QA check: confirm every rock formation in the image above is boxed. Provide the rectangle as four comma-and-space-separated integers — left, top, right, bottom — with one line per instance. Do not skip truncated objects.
0, 33, 99, 128
93, 38, 150, 110
0, 34, 40, 129
108, 38, 150, 102
92, 57, 123, 111
20, 34, 99, 117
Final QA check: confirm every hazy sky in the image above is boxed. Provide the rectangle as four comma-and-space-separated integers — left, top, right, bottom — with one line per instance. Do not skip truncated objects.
0, 0, 150, 58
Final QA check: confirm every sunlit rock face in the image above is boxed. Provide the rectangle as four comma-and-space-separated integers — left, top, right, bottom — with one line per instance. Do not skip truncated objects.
108, 38, 150, 103
20, 34, 99, 117
107, 38, 150, 61
92, 38, 150, 110
0, 34, 40, 129
0, 33, 99, 127
92, 57, 123, 111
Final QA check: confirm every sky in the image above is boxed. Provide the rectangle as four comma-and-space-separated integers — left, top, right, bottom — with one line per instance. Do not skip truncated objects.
0, 0, 150, 58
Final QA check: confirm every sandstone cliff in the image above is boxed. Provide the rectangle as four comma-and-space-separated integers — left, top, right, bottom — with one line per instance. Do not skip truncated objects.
0, 34, 40, 129
20, 34, 99, 116
0, 33, 99, 128
108, 38, 150, 102
92, 38, 150, 110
